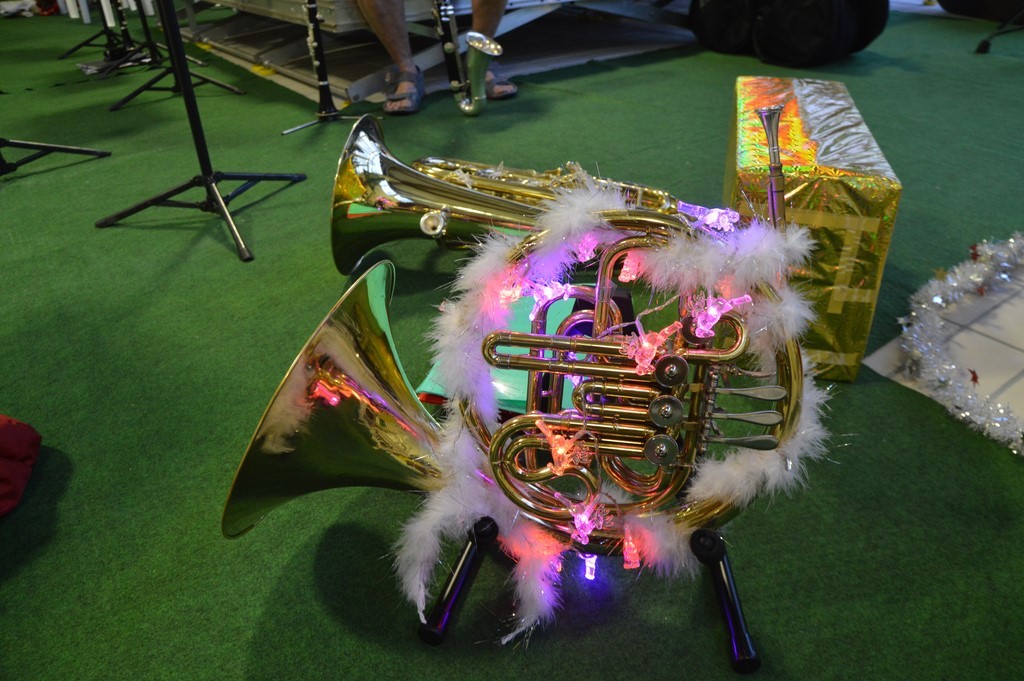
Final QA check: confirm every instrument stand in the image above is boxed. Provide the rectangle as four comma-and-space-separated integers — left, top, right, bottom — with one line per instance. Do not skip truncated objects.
418, 517, 498, 644
1, 139, 111, 177
281, 0, 356, 135
76, 1, 158, 80
690, 529, 761, 674
58, 22, 128, 61
96, 0, 306, 262
975, 3, 1024, 53
109, 3, 242, 111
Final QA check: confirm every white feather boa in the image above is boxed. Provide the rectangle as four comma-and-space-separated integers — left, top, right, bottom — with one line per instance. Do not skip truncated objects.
394, 182, 829, 642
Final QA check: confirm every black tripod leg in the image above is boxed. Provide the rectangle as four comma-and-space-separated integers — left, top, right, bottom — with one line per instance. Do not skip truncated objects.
976, 6, 1024, 53
58, 29, 115, 59
690, 529, 761, 674
109, 69, 174, 111
190, 71, 246, 95
419, 517, 498, 645
95, 176, 203, 227
1, 139, 111, 176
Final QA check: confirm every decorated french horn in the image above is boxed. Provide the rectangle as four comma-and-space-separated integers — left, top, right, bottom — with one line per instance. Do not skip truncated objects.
224, 111, 827, 659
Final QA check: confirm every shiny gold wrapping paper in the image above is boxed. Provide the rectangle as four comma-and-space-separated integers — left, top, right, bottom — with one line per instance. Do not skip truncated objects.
725, 76, 902, 382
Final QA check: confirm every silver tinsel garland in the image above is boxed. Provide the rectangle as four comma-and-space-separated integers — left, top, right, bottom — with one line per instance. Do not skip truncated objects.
899, 232, 1024, 455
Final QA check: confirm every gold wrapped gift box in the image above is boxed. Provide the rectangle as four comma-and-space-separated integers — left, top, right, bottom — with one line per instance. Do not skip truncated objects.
725, 76, 902, 382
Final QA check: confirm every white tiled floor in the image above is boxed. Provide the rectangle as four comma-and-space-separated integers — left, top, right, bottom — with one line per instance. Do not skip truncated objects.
863, 268, 1024, 411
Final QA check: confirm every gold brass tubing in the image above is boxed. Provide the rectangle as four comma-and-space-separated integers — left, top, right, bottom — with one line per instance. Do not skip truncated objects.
593, 235, 654, 335
527, 417, 687, 515
483, 332, 646, 378
591, 439, 652, 459
574, 380, 661, 409
509, 210, 686, 265
533, 412, 657, 441
670, 496, 740, 530
459, 400, 492, 451
602, 456, 664, 496
411, 158, 680, 213
579, 401, 652, 423
751, 281, 803, 443
681, 315, 750, 363
492, 427, 599, 521
772, 338, 803, 442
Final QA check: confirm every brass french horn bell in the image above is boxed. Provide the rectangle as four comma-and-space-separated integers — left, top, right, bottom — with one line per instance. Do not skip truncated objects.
221, 261, 444, 538
331, 115, 539, 275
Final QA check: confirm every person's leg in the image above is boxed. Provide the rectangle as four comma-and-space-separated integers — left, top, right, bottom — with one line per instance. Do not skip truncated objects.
470, 0, 517, 99
470, 0, 507, 36
354, 0, 422, 113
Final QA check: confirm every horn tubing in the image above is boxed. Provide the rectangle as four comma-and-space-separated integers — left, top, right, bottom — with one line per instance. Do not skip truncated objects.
483, 315, 750, 375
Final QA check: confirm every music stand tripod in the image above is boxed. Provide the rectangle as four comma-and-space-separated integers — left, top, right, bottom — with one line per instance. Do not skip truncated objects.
1, 139, 111, 177
95, 0, 306, 262
110, 2, 243, 112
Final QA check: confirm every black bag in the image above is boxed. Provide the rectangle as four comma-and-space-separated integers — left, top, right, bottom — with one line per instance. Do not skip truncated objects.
689, 0, 755, 54
690, 0, 890, 67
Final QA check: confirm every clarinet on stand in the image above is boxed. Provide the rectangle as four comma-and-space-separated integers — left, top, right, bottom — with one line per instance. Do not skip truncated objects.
282, 0, 357, 135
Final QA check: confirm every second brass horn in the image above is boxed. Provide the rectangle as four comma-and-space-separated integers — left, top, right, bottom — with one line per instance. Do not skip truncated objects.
331, 115, 701, 276
221, 261, 443, 538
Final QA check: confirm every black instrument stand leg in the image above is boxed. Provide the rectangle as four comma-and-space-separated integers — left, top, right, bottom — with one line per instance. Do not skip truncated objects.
976, 4, 1024, 53
95, 0, 306, 262
109, 66, 245, 112
109, 7, 244, 112
1, 139, 111, 176
58, 26, 125, 60
281, 0, 358, 135
418, 517, 498, 645
690, 529, 761, 674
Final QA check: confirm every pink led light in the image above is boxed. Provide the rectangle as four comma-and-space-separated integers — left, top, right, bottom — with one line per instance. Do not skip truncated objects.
527, 281, 573, 321
618, 250, 645, 283
676, 201, 741, 234
576, 233, 599, 262
692, 294, 752, 339
567, 497, 607, 546
620, 321, 683, 375
622, 528, 640, 570
309, 380, 341, 406
535, 419, 591, 475
484, 264, 526, 313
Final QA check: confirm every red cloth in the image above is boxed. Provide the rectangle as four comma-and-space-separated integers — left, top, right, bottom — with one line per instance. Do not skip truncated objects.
0, 415, 41, 517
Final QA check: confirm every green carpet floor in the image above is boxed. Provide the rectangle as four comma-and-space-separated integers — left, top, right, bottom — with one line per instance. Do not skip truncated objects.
2, 7, 1023, 681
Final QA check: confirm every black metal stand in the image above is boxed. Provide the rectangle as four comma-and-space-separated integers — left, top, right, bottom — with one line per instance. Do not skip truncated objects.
75, 2, 158, 79
281, 0, 355, 135
418, 517, 498, 645
976, 3, 1024, 53
690, 529, 761, 674
1, 139, 111, 177
58, 21, 128, 61
95, 0, 306, 262
110, 5, 241, 111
